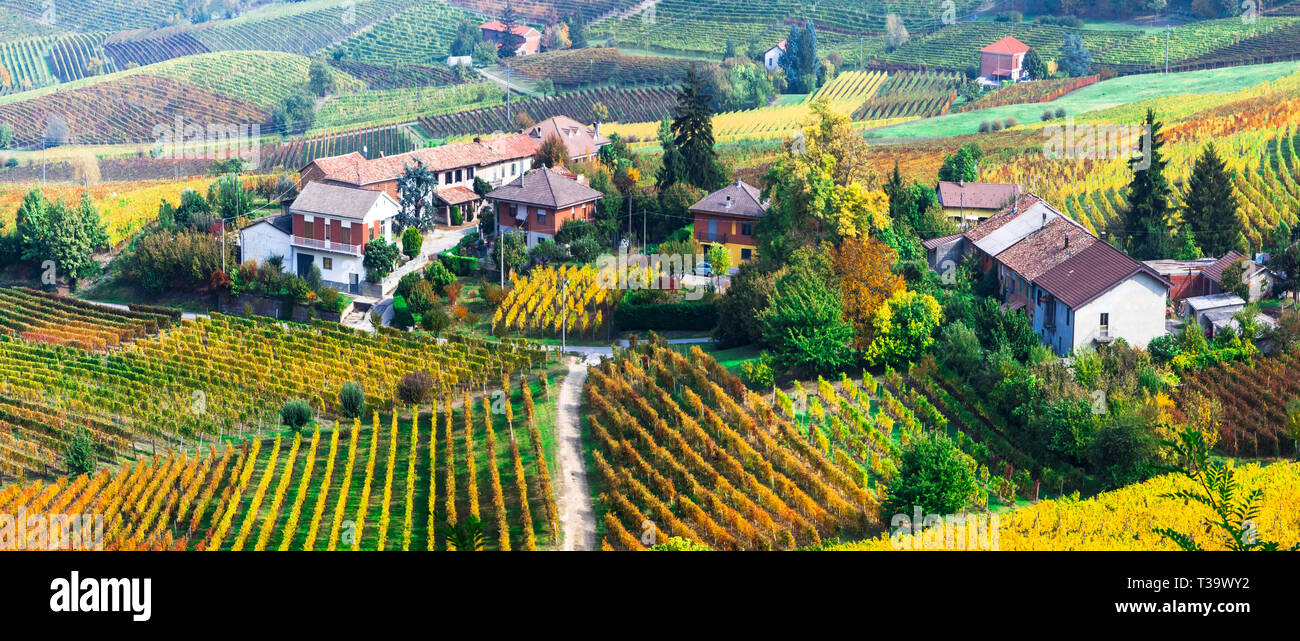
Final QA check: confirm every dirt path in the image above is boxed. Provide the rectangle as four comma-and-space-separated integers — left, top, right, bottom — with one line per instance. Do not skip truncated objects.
555, 357, 596, 551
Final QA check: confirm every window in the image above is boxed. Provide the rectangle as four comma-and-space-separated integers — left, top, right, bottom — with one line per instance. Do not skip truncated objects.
302, 220, 312, 238
1100, 313, 1109, 328
741, 222, 752, 236
513, 163, 519, 176
455, 169, 463, 182
323, 257, 333, 270
536, 208, 547, 225
468, 167, 475, 179
741, 248, 752, 261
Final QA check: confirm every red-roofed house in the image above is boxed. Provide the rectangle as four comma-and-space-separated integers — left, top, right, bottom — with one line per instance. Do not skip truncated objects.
936, 181, 1024, 224
488, 167, 604, 248
481, 19, 541, 56
980, 36, 1030, 82
524, 116, 610, 163
299, 134, 538, 227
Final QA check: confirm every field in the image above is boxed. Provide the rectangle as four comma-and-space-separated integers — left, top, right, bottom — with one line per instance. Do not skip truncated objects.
876, 22, 1139, 71
956, 75, 1100, 112
0, 74, 266, 147
507, 47, 700, 89
0, 378, 559, 550
1180, 352, 1300, 458
141, 51, 366, 111
416, 86, 678, 140
608, 70, 888, 146
327, 60, 463, 91
262, 125, 421, 171
192, 0, 409, 56
0, 290, 545, 477
833, 461, 1300, 551
450, 0, 639, 23
328, 0, 484, 66
852, 70, 960, 121
1095, 17, 1300, 72
0, 0, 183, 33
311, 82, 502, 131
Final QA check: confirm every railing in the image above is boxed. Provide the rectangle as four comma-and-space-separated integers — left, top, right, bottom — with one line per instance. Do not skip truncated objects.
291, 236, 363, 256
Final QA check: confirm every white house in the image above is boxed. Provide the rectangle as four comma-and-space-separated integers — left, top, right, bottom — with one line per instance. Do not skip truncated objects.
240, 182, 399, 295
763, 40, 787, 71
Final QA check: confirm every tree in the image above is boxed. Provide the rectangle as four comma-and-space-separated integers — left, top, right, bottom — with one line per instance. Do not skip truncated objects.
565, 13, 587, 49
451, 20, 482, 57
832, 237, 905, 350
271, 91, 316, 135
884, 432, 979, 515
1220, 259, 1250, 300
207, 174, 252, 221
779, 22, 819, 93
541, 22, 571, 51
1058, 34, 1092, 77
498, 0, 522, 58
364, 239, 401, 282
529, 237, 570, 265
884, 14, 909, 50
757, 259, 854, 374
1024, 48, 1048, 79
397, 371, 434, 404
308, 59, 336, 96
864, 290, 943, 368
401, 227, 424, 259
714, 262, 778, 347
1121, 109, 1175, 260
706, 243, 730, 275
16, 190, 108, 287
1182, 143, 1243, 258
280, 399, 314, 432
938, 143, 983, 182
499, 231, 528, 272
512, 110, 535, 130
64, 428, 97, 476
339, 382, 365, 419
670, 64, 726, 191
0, 123, 13, 149
534, 133, 568, 168
397, 161, 437, 231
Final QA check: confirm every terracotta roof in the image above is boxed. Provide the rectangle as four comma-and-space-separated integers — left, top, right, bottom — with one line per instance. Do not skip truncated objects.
1202, 251, 1248, 283
768, 40, 787, 52
970, 196, 1070, 256
290, 182, 396, 220
996, 216, 1095, 280
688, 180, 768, 218
964, 193, 1043, 244
482, 133, 540, 161
981, 36, 1030, 55
436, 186, 480, 206
479, 20, 540, 37
921, 233, 963, 250
486, 167, 603, 209
1034, 241, 1169, 309
526, 116, 610, 160
936, 181, 1023, 210
303, 140, 507, 187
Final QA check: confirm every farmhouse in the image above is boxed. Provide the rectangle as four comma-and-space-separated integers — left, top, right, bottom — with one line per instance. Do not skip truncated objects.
480, 19, 541, 56
1142, 251, 1275, 303
240, 182, 399, 295
524, 116, 610, 163
489, 167, 604, 248
689, 180, 768, 271
763, 40, 787, 71
980, 36, 1030, 83
926, 193, 1171, 354
299, 134, 538, 226
936, 181, 1023, 224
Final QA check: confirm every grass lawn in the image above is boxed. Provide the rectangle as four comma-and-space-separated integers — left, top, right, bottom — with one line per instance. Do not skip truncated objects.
865, 61, 1298, 139
77, 278, 216, 314
667, 342, 762, 373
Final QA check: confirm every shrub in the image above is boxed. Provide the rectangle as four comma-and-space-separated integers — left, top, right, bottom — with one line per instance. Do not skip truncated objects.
64, 428, 97, 475
339, 382, 365, 419
424, 259, 456, 295
481, 282, 508, 308
392, 295, 415, 328
1004, 117, 1017, 128
613, 300, 718, 331
978, 121, 991, 133
401, 227, 423, 259
1041, 110, 1052, 121
397, 371, 434, 404
280, 399, 314, 432
406, 280, 438, 315
420, 307, 452, 335
1055, 107, 1066, 118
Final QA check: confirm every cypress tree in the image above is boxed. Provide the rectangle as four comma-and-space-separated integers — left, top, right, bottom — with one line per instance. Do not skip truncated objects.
670, 64, 725, 191
1181, 143, 1243, 258
1121, 109, 1175, 260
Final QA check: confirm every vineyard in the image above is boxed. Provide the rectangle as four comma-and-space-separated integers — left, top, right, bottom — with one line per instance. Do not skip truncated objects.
851, 70, 959, 121
0, 0, 183, 33
0, 74, 267, 146
957, 75, 1099, 112
262, 124, 420, 172
0, 176, 215, 245
102, 30, 211, 69
1180, 352, 1300, 458
327, 60, 463, 91
312, 82, 501, 131
834, 461, 1300, 551
0, 34, 57, 95
328, 0, 485, 66
0, 377, 560, 550
507, 48, 700, 89
876, 22, 1139, 71
416, 87, 677, 140
493, 264, 615, 339
450, 0, 639, 23
0, 6, 61, 42
0, 290, 544, 477
1095, 17, 1300, 72
192, 0, 409, 56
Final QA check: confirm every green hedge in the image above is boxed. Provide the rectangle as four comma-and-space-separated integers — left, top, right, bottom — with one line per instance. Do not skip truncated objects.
439, 251, 479, 276
392, 295, 414, 328
614, 300, 718, 331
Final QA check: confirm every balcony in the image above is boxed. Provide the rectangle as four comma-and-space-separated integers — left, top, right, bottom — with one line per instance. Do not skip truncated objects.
291, 235, 363, 257
1094, 327, 1117, 344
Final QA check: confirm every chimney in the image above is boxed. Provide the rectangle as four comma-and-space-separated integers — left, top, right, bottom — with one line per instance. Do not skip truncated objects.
594, 122, 601, 137
1041, 211, 1046, 228
474, 136, 482, 143
1065, 231, 1070, 249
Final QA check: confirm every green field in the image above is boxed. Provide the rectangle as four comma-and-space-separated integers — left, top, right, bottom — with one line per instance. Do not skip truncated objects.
865, 61, 1300, 139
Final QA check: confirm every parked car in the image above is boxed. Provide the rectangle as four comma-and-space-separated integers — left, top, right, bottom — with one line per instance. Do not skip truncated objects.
694, 261, 713, 277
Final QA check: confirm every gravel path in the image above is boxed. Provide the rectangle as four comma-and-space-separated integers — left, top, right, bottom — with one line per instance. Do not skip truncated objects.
555, 357, 597, 551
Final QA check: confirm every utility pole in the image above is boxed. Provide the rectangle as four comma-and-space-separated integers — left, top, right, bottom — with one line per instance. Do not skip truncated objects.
1164, 27, 1170, 74
499, 212, 505, 288
506, 62, 512, 127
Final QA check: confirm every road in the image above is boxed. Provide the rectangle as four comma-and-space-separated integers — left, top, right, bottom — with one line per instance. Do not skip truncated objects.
555, 358, 597, 550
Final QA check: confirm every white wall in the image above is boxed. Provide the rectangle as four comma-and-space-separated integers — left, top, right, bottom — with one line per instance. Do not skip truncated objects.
764, 49, 782, 70
1070, 272, 1168, 351
240, 223, 290, 270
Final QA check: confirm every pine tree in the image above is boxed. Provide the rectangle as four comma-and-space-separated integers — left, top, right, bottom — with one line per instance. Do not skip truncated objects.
1182, 143, 1242, 258
670, 64, 725, 191
397, 161, 436, 231
1121, 109, 1175, 260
